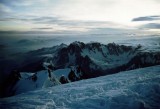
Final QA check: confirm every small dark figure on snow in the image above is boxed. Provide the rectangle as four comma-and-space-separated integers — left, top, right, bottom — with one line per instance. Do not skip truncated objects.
48, 69, 52, 78
68, 69, 77, 82
47, 64, 55, 71
47, 64, 55, 79
59, 75, 68, 84
32, 73, 37, 82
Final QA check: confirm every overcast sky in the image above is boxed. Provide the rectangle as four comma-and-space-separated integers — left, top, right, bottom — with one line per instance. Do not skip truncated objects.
0, 0, 160, 33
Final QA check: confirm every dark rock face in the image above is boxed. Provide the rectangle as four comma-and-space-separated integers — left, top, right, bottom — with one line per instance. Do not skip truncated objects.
125, 52, 160, 70
46, 42, 159, 80
56, 47, 69, 67
0, 70, 21, 98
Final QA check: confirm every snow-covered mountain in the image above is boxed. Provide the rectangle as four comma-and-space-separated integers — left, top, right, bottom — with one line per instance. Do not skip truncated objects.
1, 41, 160, 98
1, 65, 160, 109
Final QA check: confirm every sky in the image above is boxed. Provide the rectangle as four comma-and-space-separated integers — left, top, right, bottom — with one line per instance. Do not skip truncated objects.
0, 0, 160, 34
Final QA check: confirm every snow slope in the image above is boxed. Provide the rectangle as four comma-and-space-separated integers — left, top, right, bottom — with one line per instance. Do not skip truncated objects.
1, 65, 160, 109
11, 68, 72, 95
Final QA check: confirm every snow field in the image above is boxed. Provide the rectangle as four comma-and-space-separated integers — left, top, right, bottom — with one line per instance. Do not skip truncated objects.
0, 65, 160, 109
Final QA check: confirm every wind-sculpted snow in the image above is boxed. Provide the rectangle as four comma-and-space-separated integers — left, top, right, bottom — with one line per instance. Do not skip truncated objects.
0, 65, 160, 109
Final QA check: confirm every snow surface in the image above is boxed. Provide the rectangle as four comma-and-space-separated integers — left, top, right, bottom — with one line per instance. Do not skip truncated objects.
1, 65, 160, 109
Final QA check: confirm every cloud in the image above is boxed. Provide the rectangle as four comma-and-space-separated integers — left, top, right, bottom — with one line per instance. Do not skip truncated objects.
17, 39, 34, 44
0, 0, 49, 6
32, 27, 53, 30
132, 15, 160, 30
0, 3, 12, 13
140, 23, 160, 29
30, 16, 125, 29
132, 15, 160, 21
9, 1, 32, 6
0, 15, 126, 32
0, 16, 59, 23
31, 16, 60, 24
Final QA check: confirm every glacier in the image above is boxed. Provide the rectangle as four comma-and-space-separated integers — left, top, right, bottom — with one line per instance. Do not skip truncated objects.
0, 65, 160, 109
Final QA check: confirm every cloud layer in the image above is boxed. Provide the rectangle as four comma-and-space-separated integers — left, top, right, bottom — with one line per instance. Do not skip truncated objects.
140, 23, 160, 29
132, 15, 160, 21
0, 0, 160, 33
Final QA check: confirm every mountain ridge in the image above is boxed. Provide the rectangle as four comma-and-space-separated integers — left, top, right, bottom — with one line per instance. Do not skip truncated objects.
12, 41, 160, 77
